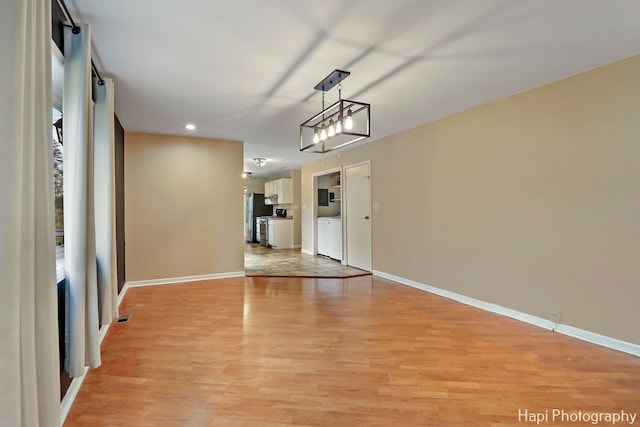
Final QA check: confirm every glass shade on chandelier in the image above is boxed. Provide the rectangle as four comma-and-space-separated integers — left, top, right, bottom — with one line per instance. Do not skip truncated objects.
344, 109, 353, 130
300, 70, 370, 154
327, 119, 336, 138
320, 127, 328, 141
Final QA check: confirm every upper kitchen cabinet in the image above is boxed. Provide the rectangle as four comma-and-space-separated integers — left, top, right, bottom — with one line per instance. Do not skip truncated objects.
265, 178, 293, 205
264, 180, 274, 201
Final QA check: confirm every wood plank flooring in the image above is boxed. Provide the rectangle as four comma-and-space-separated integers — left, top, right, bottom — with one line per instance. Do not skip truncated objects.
64, 276, 640, 426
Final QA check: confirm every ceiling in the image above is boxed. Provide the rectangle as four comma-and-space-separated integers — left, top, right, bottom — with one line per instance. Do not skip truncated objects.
65, 0, 640, 177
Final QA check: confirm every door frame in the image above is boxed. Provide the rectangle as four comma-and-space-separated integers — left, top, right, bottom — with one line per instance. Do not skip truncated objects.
343, 160, 372, 270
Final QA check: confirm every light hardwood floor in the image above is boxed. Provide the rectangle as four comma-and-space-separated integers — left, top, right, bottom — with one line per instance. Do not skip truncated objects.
64, 276, 640, 426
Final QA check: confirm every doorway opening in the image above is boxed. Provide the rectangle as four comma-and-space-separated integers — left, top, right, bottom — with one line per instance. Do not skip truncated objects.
311, 168, 342, 261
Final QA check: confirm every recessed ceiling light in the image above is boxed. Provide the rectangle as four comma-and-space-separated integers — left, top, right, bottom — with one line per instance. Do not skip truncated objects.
185, 123, 196, 130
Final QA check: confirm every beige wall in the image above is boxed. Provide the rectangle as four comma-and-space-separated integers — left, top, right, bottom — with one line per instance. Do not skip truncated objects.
125, 132, 244, 282
301, 54, 640, 345
289, 169, 302, 247
243, 177, 269, 195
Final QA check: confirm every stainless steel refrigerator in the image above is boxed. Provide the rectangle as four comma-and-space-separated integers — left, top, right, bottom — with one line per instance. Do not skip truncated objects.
245, 193, 272, 243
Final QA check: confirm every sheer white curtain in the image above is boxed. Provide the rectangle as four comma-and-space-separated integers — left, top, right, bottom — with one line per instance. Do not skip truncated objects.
94, 77, 119, 326
0, 0, 61, 425
63, 22, 101, 378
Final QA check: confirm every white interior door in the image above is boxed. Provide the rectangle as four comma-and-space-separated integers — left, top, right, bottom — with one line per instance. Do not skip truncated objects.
345, 162, 371, 271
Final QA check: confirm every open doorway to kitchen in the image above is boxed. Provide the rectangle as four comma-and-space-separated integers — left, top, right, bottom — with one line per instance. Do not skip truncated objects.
242, 170, 368, 278
243, 172, 370, 278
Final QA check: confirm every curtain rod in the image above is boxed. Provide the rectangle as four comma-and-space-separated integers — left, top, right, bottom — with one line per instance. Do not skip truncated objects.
57, 0, 105, 86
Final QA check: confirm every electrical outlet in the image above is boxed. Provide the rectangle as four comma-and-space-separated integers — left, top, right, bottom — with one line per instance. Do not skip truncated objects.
412, 258, 418, 268
551, 310, 561, 325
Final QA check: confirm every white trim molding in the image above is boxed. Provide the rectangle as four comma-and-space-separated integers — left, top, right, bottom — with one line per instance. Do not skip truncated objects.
59, 366, 89, 425
125, 271, 245, 288
60, 322, 111, 426
373, 270, 640, 358
120, 271, 245, 309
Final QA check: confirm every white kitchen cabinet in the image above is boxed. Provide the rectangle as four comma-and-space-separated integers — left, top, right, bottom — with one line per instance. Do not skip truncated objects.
264, 181, 275, 202
264, 178, 292, 205
268, 218, 294, 249
317, 217, 342, 260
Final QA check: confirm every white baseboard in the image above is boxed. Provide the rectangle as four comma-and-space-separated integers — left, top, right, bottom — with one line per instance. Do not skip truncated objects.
117, 284, 129, 308
118, 271, 244, 311
98, 322, 111, 343
373, 270, 640, 358
60, 322, 111, 426
301, 249, 314, 256
59, 366, 89, 426
124, 271, 245, 289
554, 323, 640, 357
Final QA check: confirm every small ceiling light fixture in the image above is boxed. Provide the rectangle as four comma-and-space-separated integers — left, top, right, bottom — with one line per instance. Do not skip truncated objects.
253, 157, 267, 167
242, 171, 252, 178
185, 123, 196, 130
300, 69, 370, 153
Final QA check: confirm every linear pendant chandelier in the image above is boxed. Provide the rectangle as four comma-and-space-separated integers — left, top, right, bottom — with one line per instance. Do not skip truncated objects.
300, 69, 370, 153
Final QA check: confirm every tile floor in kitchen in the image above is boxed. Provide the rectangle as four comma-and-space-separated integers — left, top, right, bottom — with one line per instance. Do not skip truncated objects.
244, 243, 370, 278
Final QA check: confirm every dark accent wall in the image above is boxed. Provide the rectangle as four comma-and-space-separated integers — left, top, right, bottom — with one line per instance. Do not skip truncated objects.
115, 114, 126, 293
51, 0, 65, 51
57, 279, 72, 397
